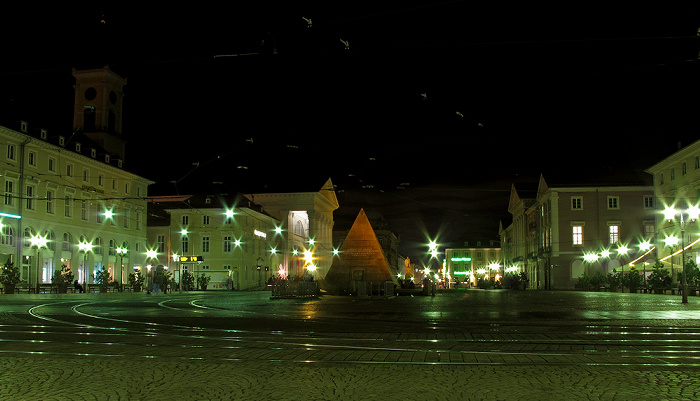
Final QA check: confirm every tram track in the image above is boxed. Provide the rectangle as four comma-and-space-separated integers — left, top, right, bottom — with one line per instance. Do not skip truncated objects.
1, 297, 698, 366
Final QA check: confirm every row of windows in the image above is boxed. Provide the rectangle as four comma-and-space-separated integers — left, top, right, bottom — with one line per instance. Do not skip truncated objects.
570, 195, 654, 210
571, 223, 655, 247
3, 183, 142, 230
4, 143, 141, 196
156, 234, 274, 256
659, 156, 700, 185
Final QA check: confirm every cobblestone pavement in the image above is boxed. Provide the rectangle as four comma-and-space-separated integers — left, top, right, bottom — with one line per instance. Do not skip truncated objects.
0, 290, 699, 400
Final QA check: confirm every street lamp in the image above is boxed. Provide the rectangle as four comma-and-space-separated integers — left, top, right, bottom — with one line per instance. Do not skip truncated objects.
29, 234, 48, 293
78, 241, 93, 290
116, 245, 128, 286
664, 204, 699, 304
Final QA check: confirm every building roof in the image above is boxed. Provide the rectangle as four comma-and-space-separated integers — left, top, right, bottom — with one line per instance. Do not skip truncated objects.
146, 193, 273, 227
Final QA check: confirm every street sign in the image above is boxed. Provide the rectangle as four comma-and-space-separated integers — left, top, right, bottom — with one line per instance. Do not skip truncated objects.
174, 255, 204, 263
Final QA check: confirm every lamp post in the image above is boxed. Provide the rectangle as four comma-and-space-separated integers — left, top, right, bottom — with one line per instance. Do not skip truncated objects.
664, 205, 699, 304
146, 249, 158, 292
78, 241, 93, 290
29, 234, 48, 293
116, 246, 128, 287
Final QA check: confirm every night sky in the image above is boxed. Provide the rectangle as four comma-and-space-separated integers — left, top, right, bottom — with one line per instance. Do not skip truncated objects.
2, 3, 699, 260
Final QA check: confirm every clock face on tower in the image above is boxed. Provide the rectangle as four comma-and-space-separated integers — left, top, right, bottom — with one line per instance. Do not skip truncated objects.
85, 87, 97, 101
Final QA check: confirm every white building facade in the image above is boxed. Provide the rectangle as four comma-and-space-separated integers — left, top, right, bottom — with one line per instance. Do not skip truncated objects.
0, 66, 153, 288
646, 139, 700, 273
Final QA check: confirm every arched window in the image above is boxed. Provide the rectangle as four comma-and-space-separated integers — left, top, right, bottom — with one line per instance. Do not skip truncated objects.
93, 237, 103, 255
24, 227, 34, 247
45, 230, 56, 251
295, 220, 305, 237
62, 233, 72, 252
1, 225, 14, 246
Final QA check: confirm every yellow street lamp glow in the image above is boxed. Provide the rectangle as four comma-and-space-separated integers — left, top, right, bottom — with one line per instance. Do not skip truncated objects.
180, 229, 188, 235
275, 226, 282, 234
146, 249, 158, 259
488, 263, 500, 270
234, 239, 242, 247
303, 250, 313, 264
306, 264, 317, 272
639, 241, 652, 251
225, 209, 234, 218
617, 245, 629, 255
476, 268, 487, 275
332, 248, 339, 256
104, 209, 114, 219
270, 248, 277, 254
428, 240, 438, 250
601, 250, 611, 258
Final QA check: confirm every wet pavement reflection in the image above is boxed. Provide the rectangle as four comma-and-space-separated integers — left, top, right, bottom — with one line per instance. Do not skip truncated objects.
1, 289, 699, 400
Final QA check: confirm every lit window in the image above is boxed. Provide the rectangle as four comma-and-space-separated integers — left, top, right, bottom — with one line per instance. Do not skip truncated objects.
609, 225, 619, 245
572, 226, 583, 246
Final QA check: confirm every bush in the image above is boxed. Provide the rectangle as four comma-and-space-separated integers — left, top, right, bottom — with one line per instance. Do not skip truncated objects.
0, 261, 21, 285
52, 264, 74, 286
181, 271, 195, 291
622, 267, 643, 290
501, 273, 521, 290
647, 260, 671, 289
94, 267, 112, 286
196, 273, 211, 290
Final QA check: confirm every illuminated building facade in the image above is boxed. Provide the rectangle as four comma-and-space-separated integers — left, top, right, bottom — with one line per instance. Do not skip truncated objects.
0, 66, 152, 287
444, 242, 502, 286
247, 179, 339, 280
501, 175, 655, 289
646, 139, 700, 274
146, 194, 281, 290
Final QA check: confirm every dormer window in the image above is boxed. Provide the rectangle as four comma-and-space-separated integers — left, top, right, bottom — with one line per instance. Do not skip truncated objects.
40, 129, 48, 140
20, 121, 28, 132
90, 148, 96, 158
75, 143, 81, 152
58, 136, 65, 147
105, 154, 110, 164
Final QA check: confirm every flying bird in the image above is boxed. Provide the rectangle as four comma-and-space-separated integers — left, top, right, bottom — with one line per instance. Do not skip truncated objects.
302, 17, 312, 28
340, 39, 350, 50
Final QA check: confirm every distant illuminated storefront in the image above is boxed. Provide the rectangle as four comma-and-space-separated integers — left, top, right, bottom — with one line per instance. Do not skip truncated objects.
445, 243, 502, 286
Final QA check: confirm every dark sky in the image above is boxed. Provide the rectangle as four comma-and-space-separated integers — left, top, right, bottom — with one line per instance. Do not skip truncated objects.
2, 3, 699, 260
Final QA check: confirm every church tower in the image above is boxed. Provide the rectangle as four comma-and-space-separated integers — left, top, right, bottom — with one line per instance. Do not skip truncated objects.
72, 66, 127, 160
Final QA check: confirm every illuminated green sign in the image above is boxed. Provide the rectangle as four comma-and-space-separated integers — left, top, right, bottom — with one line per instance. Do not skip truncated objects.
451, 257, 472, 262
453, 271, 471, 275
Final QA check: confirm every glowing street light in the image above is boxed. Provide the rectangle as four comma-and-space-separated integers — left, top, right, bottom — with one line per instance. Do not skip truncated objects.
29, 234, 48, 293
78, 241, 93, 288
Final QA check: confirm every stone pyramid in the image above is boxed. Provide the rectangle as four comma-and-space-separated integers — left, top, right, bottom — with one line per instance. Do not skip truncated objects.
322, 209, 396, 294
